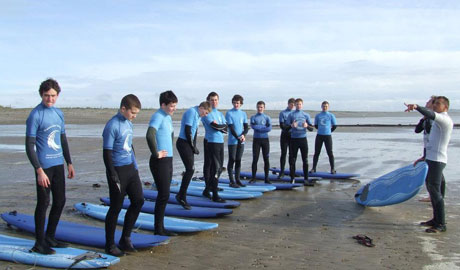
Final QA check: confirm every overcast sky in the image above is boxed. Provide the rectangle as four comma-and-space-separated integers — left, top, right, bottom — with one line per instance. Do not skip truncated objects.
1, 0, 459, 111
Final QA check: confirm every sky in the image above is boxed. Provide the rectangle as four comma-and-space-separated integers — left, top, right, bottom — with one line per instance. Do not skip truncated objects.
1, 0, 460, 111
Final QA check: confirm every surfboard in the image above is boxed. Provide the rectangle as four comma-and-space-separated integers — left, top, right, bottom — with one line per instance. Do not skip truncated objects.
0, 234, 120, 269
74, 203, 218, 233
1, 211, 169, 249
100, 198, 233, 218
143, 189, 241, 209
269, 168, 360, 179
239, 171, 307, 184
189, 180, 276, 193
354, 162, 429, 206
169, 185, 263, 200
217, 178, 302, 190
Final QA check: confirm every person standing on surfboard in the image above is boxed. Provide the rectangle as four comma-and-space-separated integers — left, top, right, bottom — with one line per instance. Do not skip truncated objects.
26, 78, 75, 255
311, 101, 337, 174
226, 95, 249, 188
414, 96, 446, 201
278, 98, 295, 179
176, 101, 211, 210
147, 90, 179, 236
249, 101, 272, 184
201, 92, 228, 202
405, 96, 453, 233
287, 98, 314, 185
103, 94, 144, 256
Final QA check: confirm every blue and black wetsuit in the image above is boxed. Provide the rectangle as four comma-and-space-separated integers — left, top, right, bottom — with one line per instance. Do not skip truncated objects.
226, 108, 248, 185
287, 109, 313, 182
278, 107, 292, 177
250, 113, 272, 182
312, 111, 337, 172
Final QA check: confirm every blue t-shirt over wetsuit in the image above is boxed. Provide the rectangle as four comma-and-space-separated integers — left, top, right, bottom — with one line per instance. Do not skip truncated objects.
314, 111, 337, 135
287, 110, 312, 138
250, 113, 272, 139
179, 106, 200, 141
149, 109, 174, 157
226, 108, 248, 145
201, 108, 226, 143
102, 112, 137, 168
26, 103, 66, 169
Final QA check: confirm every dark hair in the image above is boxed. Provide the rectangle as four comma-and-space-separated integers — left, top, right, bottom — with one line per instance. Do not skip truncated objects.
207, 91, 219, 101
232, 94, 244, 105
199, 101, 212, 112
295, 98, 303, 104
159, 90, 178, 106
436, 96, 450, 108
256, 100, 265, 107
39, 78, 61, 96
288, 98, 296, 104
120, 94, 141, 110
322, 101, 329, 106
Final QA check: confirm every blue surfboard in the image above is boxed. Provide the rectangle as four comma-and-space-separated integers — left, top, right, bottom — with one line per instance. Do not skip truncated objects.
0, 234, 120, 269
269, 168, 360, 179
355, 162, 429, 206
189, 180, 276, 193
239, 171, 307, 184
218, 178, 302, 190
143, 189, 241, 209
100, 198, 233, 218
169, 185, 263, 200
1, 211, 169, 249
74, 203, 218, 233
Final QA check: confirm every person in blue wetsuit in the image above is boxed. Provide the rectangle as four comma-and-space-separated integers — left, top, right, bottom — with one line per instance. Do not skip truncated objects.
201, 92, 227, 202
226, 95, 249, 188
103, 94, 144, 257
278, 98, 295, 179
311, 101, 337, 174
287, 98, 313, 185
250, 101, 272, 184
26, 78, 75, 255
147, 90, 178, 236
176, 101, 212, 209
405, 96, 453, 233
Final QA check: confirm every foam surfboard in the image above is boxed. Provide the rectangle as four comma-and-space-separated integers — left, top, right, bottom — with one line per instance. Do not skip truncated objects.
100, 198, 233, 218
74, 203, 218, 233
1, 211, 169, 249
189, 180, 276, 193
354, 162, 429, 206
0, 234, 119, 269
239, 171, 307, 184
218, 178, 302, 190
143, 189, 240, 209
269, 168, 360, 179
169, 185, 263, 200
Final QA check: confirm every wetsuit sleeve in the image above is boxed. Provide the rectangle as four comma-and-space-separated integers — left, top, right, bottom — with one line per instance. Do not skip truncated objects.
60, 133, 72, 165
425, 119, 432, 134
415, 118, 425, 133
331, 125, 337, 132
314, 125, 318, 130
25, 136, 41, 170
131, 145, 138, 170
228, 124, 239, 139
103, 149, 120, 184
210, 122, 228, 133
242, 123, 249, 136
192, 132, 199, 154
184, 125, 194, 148
307, 126, 314, 131
146, 127, 159, 158
415, 106, 435, 121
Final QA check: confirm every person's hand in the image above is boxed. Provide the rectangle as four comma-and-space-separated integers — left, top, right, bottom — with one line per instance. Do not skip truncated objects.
36, 168, 50, 188
67, 164, 75, 179
239, 134, 245, 143
404, 103, 417, 112
192, 146, 200, 155
303, 122, 308, 128
157, 150, 168, 159
413, 157, 425, 166
111, 174, 121, 192
292, 121, 298, 128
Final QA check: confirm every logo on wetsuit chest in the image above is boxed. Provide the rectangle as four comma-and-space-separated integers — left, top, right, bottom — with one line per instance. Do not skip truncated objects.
45, 125, 61, 152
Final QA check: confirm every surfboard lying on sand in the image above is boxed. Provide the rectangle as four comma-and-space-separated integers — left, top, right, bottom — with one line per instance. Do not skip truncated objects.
189, 180, 276, 192
143, 189, 241, 209
269, 168, 360, 179
74, 203, 218, 233
0, 234, 119, 269
239, 171, 307, 183
218, 178, 302, 190
100, 198, 233, 218
1, 211, 169, 249
355, 162, 428, 206
169, 184, 263, 200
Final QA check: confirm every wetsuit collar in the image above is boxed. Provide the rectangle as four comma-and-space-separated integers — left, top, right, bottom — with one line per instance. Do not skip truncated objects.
116, 111, 128, 121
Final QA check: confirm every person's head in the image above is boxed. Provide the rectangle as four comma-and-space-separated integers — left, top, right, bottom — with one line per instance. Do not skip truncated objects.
321, 101, 329, 112
288, 98, 295, 110
433, 96, 450, 113
207, 92, 219, 109
159, 90, 178, 116
256, 101, 265, 113
295, 98, 303, 110
198, 101, 212, 117
120, 94, 141, 121
232, 94, 244, 110
425, 95, 437, 110
39, 78, 61, 108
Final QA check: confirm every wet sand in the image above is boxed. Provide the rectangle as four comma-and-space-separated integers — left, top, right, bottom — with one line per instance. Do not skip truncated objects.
0, 108, 459, 269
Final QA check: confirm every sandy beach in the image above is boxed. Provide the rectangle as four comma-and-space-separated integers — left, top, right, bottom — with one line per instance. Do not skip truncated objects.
0, 107, 459, 270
